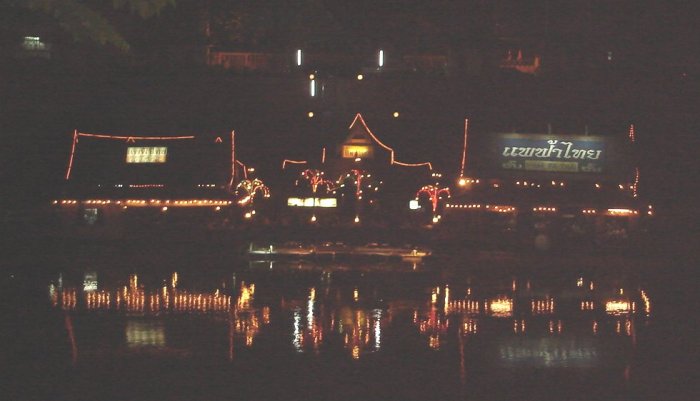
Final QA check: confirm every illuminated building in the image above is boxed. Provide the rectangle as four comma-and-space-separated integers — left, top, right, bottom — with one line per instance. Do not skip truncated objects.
445, 126, 650, 247
53, 131, 266, 228
282, 113, 433, 223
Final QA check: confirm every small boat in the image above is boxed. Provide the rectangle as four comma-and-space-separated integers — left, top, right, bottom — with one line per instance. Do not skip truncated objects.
248, 242, 314, 257
248, 242, 431, 261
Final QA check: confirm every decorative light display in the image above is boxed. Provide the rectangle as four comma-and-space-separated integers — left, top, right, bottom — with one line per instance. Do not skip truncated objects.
343, 169, 367, 198
54, 199, 232, 207
628, 124, 635, 144
605, 300, 634, 315
64, 131, 196, 180
606, 208, 638, 216
300, 169, 335, 194
488, 297, 513, 317
287, 198, 337, 208
347, 114, 432, 170
633, 167, 639, 198
282, 159, 307, 169
531, 298, 555, 314
533, 206, 557, 213
458, 118, 469, 183
416, 185, 451, 214
236, 179, 270, 206
446, 203, 513, 211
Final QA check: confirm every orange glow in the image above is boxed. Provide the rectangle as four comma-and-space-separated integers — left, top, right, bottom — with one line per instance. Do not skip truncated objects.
488, 298, 513, 317
605, 300, 632, 315
606, 208, 638, 216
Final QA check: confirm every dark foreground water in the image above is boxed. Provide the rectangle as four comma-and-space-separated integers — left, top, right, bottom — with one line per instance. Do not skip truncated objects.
1, 244, 695, 401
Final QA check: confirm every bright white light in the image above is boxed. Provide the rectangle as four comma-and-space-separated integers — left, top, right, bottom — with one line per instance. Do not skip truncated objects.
310, 215, 317, 222
296, 49, 302, 66
357, 74, 363, 81
378, 50, 384, 67
393, 111, 399, 118
409, 200, 420, 210
161, 206, 168, 212
310, 79, 316, 97
458, 178, 467, 186
354, 215, 360, 223
308, 111, 314, 118
244, 212, 252, 219
432, 216, 439, 223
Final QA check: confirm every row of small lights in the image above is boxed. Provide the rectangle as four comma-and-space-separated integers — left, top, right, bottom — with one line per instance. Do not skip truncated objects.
109, 184, 219, 188
461, 178, 635, 191
445, 204, 644, 216
55, 199, 232, 207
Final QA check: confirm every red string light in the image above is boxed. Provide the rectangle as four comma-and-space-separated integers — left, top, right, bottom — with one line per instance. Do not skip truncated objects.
77, 132, 195, 141
282, 160, 307, 169
65, 129, 78, 180
416, 185, 451, 213
628, 124, 635, 144
460, 118, 469, 177
348, 113, 432, 170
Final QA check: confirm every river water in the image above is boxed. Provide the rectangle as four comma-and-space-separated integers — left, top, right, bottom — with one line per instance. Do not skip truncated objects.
1, 245, 694, 401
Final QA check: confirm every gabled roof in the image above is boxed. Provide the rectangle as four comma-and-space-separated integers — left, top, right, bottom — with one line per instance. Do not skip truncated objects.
345, 114, 433, 170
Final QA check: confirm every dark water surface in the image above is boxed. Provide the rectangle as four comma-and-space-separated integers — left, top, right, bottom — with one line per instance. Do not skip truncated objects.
2, 244, 695, 401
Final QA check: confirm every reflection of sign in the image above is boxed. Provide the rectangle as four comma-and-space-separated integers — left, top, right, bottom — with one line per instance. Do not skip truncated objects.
287, 198, 337, 208
342, 145, 373, 159
498, 337, 599, 368
126, 147, 168, 163
499, 136, 605, 173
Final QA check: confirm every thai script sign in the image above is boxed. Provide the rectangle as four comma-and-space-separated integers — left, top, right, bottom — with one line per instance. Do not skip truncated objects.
126, 147, 168, 163
499, 135, 605, 173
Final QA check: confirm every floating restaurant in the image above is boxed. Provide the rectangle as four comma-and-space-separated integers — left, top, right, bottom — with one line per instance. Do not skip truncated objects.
281, 113, 433, 224
443, 122, 651, 247
52, 130, 265, 231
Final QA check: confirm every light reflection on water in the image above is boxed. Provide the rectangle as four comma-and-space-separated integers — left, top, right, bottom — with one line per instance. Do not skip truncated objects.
47, 260, 651, 371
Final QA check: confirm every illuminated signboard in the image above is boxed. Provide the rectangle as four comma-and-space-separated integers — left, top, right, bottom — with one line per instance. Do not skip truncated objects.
287, 198, 337, 208
498, 135, 605, 173
342, 145, 373, 159
126, 147, 168, 163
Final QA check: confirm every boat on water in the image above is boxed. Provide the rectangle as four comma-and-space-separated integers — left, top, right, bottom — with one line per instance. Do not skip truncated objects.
247, 242, 431, 261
